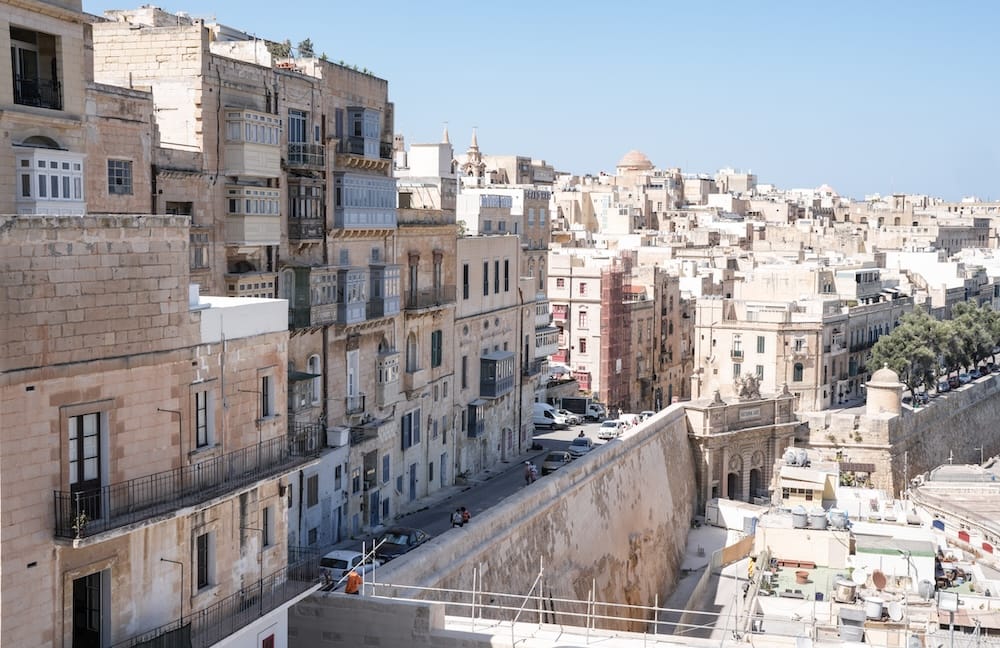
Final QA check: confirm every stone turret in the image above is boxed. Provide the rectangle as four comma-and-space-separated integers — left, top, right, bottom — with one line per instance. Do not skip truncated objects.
866, 364, 903, 416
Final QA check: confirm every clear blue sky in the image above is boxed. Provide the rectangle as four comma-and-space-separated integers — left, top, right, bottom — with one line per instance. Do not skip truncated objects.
84, 1, 999, 201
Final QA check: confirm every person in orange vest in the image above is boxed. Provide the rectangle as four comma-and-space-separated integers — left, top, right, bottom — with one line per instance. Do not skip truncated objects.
461, 507, 471, 525
344, 568, 362, 595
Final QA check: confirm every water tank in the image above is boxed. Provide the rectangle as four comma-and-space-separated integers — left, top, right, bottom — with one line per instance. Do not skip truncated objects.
888, 601, 904, 622
918, 580, 935, 600
829, 509, 849, 530
932, 519, 945, 531
784, 448, 798, 465
865, 597, 884, 620
839, 608, 866, 642
792, 505, 809, 529
809, 508, 828, 530
795, 449, 809, 466
835, 579, 857, 603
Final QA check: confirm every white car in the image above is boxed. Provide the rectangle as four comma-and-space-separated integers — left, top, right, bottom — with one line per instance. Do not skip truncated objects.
598, 419, 625, 440
319, 550, 380, 586
556, 408, 582, 425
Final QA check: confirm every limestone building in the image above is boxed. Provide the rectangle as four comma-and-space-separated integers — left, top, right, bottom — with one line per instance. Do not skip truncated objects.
1, 214, 322, 647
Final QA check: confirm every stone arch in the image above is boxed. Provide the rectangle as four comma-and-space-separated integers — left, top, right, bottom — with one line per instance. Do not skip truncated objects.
19, 134, 62, 149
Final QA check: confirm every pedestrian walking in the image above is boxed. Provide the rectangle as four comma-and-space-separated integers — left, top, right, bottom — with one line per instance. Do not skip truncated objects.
345, 568, 362, 595
461, 507, 471, 525
451, 508, 463, 527
529, 463, 539, 482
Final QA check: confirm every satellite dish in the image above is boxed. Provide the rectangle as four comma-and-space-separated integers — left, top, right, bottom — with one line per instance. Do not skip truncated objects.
872, 570, 887, 590
852, 567, 868, 585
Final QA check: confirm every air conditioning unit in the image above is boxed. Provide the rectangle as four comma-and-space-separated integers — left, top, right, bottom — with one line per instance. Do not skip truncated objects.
327, 426, 349, 447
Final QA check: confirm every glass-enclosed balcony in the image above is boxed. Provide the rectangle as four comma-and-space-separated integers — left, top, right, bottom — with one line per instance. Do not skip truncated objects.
223, 109, 281, 177
333, 174, 397, 230
287, 142, 325, 168
535, 326, 560, 359
224, 185, 281, 245
480, 352, 515, 399
288, 266, 338, 328
336, 267, 368, 325
368, 264, 401, 318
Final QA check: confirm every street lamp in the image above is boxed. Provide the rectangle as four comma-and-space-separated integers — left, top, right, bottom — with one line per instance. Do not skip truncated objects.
159, 558, 184, 619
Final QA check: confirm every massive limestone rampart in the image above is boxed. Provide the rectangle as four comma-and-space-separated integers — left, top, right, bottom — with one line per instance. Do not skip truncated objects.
294, 405, 696, 639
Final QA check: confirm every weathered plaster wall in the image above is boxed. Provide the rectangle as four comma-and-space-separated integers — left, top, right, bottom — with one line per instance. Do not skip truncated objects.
298, 405, 696, 634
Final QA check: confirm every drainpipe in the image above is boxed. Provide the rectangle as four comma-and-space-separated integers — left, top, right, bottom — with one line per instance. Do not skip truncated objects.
517, 286, 524, 455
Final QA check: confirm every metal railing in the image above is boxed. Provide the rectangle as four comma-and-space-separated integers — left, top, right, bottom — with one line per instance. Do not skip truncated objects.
13, 76, 62, 110
287, 142, 325, 167
523, 359, 545, 377
111, 553, 321, 648
731, 349, 744, 359
287, 217, 325, 241
54, 427, 325, 539
405, 285, 456, 310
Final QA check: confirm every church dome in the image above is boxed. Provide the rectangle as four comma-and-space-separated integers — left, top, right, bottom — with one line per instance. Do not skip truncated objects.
869, 364, 900, 386
616, 150, 653, 171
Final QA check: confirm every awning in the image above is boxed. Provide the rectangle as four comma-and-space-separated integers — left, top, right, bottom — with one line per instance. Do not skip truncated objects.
288, 370, 321, 382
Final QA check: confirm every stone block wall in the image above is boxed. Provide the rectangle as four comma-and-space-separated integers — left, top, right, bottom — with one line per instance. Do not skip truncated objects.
345, 405, 696, 632
1, 214, 194, 371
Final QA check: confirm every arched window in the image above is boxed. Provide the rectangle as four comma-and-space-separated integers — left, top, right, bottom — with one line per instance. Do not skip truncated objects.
537, 259, 545, 290
527, 258, 535, 277
406, 333, 418, 372
793, 363, 804, 382
307, 354, 321, 404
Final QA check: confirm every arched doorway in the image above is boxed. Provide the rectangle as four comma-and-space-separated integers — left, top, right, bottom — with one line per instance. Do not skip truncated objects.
727, 472, 742, 500
749, 468, 763, 502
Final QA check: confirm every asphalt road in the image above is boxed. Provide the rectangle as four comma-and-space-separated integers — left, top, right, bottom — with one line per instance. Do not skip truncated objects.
344, 421, 609, 557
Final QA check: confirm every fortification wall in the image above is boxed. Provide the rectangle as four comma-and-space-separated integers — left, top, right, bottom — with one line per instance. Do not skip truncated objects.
801, 375, 1000, 494
292, 405, 696, 639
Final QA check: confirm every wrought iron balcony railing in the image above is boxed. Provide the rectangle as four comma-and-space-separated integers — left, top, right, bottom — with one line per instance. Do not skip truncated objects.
54, 426, 325, 539
13, 76, 62, 110
111, 550, 321, 648
405, 285, 456, 310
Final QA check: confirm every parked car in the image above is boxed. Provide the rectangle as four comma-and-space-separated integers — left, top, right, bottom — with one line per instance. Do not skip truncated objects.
541, 450, 573, 475
551, 411, 575, 428
937, 380, 950, 393
597, 419, 625, 440
958, 373, 972, 385
640, 410, 656, 421
374, 527, 431, 561
556, 408, 582, 425
971, 368, 983, 380
567, 436, 595, 457
948, 376, 961, 389
319, 550, 381, 585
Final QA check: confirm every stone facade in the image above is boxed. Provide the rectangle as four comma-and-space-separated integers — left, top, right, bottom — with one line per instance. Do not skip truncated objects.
685, 390, 799, 512
1, 215, 306, 647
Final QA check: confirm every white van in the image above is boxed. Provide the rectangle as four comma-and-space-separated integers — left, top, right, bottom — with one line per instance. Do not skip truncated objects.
532, 402, 559, 428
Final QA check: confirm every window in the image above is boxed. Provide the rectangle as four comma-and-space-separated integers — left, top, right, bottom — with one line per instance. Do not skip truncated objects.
196, 532, 213, 589
528, 207, 535, 225
579, 282, 587, 296
504, 259, 510, 292
190, 228, 210, 270
431, 330, 443, 368
428, 462, 434, 483
382, 455, 390, 484
11, 26, 62, 111
462, 263, 469, 299
494, 260, 500, 294
107, 159, 133, 195
556, 278, 565, 288
539, 208, 546, 225
579, 338, 587, 353
307, 475, 319, 507
262, 505, 272, 547
793, 363, 804, 382
757, 336, 765, 353
194, 390, 210, 448
401, 409, 421, 450
68, 412, 103, 519
461, 355, 468, 388
334, 465, 342, 490
483, 262, 489, 296
307, 355, 321, 405
260, 375, 273, 418
756, 365, 764, 379
308, 528, 318, 545
733, 363, 742, 378
406, 333, 418, 372
352, 468, 361, 493
578, 311, 588, 328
